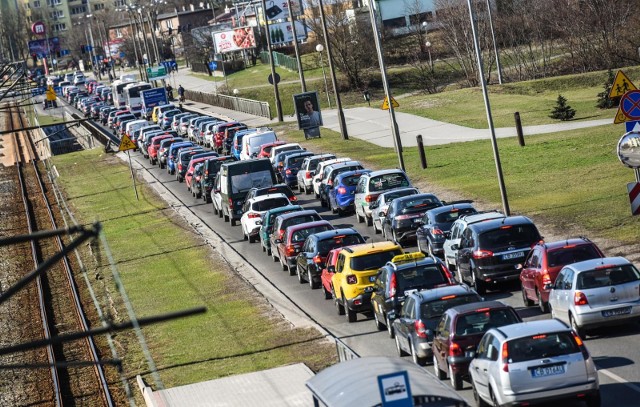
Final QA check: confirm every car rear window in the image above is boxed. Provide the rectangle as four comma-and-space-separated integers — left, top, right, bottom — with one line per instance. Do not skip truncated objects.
290, 225, 333, 243
507, 332, 580, 363
400, 197, 441, 213
478, 224, 540, 250
435, 208, 477, 224
369, 173, 410, 192
576, 264, 640, 289
341, 174, 364, 187
547, 245, 602, 267
286, 155, 309, 168
282, 214, 322, 230
397, 264, 450, 292
350, 249, 403, 271
455, 308, 520, 336
252, 197, 290, 212
420, 294, 481, 319
256, 186, 293, 199
231, 170, 273, 193
317, 234, 364, 254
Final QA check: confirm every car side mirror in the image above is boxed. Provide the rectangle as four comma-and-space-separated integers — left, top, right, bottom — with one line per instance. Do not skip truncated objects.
328, 265, 336, 273
451, 244, 459, 250
543, 283, 553, 291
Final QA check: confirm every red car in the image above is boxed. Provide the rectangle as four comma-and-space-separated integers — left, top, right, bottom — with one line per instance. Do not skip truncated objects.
321, 248, 343, 300
147, 135, 174, 165
213, 122, 241, 152
257, 140, 287, 159
274, 220, 334, 275
519, 237, 604, 313
184, 157, 211, 192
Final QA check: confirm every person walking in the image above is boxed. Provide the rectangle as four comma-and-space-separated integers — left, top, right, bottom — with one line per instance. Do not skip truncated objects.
166, 84, 174, 101
177, 85, 185, 103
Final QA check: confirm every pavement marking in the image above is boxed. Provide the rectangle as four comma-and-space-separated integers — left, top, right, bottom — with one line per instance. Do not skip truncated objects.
599, 368, 640, 394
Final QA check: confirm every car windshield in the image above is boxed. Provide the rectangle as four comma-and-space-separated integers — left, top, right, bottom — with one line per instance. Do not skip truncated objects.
286, 155, 309, 168
317, 234, 364, 254
341, 174, 365, 187
478, 224, 540, 250
576, 264, 640, 289
350, 249, 403, 271
435, 208, 477, 224
547, 245, 602, 267
507, 332, 580, 363
231, 170, 273, 193
369, 173, 410, 192
282, 215, 321, 230
290, 225, 333, 243
396, 264, 449, 292
420, 294, 482, 319
252, 197, 290, 212
455, 308, 520, 336
400, 197, 441, 213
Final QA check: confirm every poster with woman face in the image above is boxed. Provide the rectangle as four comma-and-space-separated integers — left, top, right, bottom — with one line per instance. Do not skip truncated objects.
293, 92, 322, 139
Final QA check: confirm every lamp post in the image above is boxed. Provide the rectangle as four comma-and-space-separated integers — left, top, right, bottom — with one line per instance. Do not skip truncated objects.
315, 44, 331, 108
261, 0, 283, 121
233, 88, 239, 110
425, 41, 433, 72
486, 0, 503, 84
285, 0, 305, 92
85, 14, 101, 79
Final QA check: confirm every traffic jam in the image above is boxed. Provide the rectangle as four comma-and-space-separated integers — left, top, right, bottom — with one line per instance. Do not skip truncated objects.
61, 73, 640, 407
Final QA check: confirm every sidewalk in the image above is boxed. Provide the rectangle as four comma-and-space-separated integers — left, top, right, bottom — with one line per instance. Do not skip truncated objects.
169, 67, 612, 148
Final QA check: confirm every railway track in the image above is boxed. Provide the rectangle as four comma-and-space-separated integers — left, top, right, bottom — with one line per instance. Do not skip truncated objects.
6, 102, 114, 406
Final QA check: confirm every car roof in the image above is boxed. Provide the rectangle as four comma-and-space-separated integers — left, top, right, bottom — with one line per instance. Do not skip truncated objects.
414, 284, 477, 302
309, 228, 360, 241
264, 205, 303, 216
276, 209, 319, 221
326, 161, 361, 171
335, 169, 371, 181
286, 220, 333, 233
365, 169, 408, 177
391, 193, 440, 206
562, 256, 631, 273
341, 241, 401, 256
248, 192, 289, 204
535, 237, 596, 251
385, 255, 441, 271
491, 319, 570, 340
286, 151, 315, 159
457, 211, 504, 225
447, 300, 511, 316
467, 215, 535, 233
427, 202, 475, 215
378, 187, 420, 199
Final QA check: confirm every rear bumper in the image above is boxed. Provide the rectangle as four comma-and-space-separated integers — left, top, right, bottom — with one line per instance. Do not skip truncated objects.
346, 292, 373, 312
500, 381, 599, 406
573, 304, 640, 328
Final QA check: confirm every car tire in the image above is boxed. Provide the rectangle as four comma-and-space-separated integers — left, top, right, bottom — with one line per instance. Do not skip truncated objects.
586, 391, 601, 407
309, 273, 319, 289
386, 315, 395, 338
472, 379, 490, 407
323, 284, 332, 299
218, 206, 223, 218
356, 210, 363, 223
288, 265, 296, 276
411, 340, 426, 366
395, 335, 408, 357
305, 186, 311, 195
320, 196, 327, 208
374, 312, 385, 331
570, 313, 586, 339
472, 272, 486, 295
248, 234, 255, 244
344, 293, 357, 323
297, 268, 305, 284
449, 364, 463, 390
522, 285, 534, 307
242, 227, 247, 241
223, 212, 229, 222
336, 207, 344, 217
335, 294, 345, 315
365, 215, 372, 226
230, 218, 237, 227
213, 204, 218, 216
373, 220, 380, 234
537, 289, 549, 313
433, 354, 447, 380
392, 230, 400, 245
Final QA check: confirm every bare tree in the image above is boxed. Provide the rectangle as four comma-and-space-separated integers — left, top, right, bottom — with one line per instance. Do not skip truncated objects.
0, 6, 29, 61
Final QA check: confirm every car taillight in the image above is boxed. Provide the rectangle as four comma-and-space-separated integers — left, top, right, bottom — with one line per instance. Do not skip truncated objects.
572, 331, 590, 358
248, 213, 261, 219
389, 273, 397, 298
289, 196, 297, 202
574, 291, 588, 306
285, 169, 292, 175
415, 320, 427, 338
365, 194, 379, 203
541, 272, 551, 285
228, 198, 233, 206
473, 250, 493, 259
395, 214, 420, 220
285, 245, 297, 256
502, 342, 509, 372
278, 229, 284, 240
305, 171, 312, 179
313, 255, 324, 265
449, 342, 463, 357
337, 186, 347, 194
346, 275, 357, 284
432, 228, 444, 235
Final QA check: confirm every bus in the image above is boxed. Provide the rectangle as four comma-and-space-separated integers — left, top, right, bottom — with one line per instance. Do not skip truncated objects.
124, 82, 153, 117
111, 79, 136, 108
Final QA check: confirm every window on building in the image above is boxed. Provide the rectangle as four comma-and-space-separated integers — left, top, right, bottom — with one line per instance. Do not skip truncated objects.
409, 11, 433, 26
382, 16, 406, 29
94, 3, 104, 10
116, 28, 123, 38
166, 20, 174, 29
114, 0, 126, 6
33, 0, 41, 8
50, 10, 64, 19
46, 0, 62, 6
52, 23, 67, 32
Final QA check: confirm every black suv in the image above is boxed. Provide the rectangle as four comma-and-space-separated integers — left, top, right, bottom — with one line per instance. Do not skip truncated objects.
416, 202, 477, 258
455, 216, 542, 294
382, 193, 443, 245
371, 252, 455, 338
295, 228, 365, 289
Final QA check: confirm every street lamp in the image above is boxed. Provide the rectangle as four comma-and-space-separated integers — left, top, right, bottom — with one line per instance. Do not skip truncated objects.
233, 88, 239, 110
315, 44, 331, 108
424, 41, 433, 72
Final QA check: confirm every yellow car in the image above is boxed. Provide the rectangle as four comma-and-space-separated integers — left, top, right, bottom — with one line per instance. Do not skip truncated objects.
151, 104, 175, 123
331, 241, 404, 322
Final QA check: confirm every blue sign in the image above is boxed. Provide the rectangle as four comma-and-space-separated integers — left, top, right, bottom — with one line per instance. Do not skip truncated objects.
31, 87, 46, 96
60, 49, 70, 56
85, 45, 92, 52
161, 60, 177, 72
377, 371, 412, 407
54, 86, 62, 94
626, 120, 640, 132
120, 52, 126, 58
141, 87, 168, 112
208, 61, 218, 71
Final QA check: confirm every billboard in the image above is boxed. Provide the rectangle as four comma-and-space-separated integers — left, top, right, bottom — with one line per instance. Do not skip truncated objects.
293, 91, 322, 139
103, 39, 125, 58
268, 21, 306, 45
264, 1, 290, 20
28, 37, 61, 56
213, 27, 256, 53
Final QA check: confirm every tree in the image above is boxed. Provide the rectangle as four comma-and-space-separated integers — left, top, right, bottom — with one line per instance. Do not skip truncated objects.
549, 94, 576, 121
596, 69, 618, 109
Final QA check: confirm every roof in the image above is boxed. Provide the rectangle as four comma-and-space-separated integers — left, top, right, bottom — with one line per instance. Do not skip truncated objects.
378, 187, 419, 198
457, 211, 504, 225
286, 220, 333, 234
366, 168, 408, 177
342, 241, 401, 255
335, 169, 371, 181
247, 193, 289, 204
428, 202, 476, 215
264, 205, 303, 216
309, 228, 361, 241
563, 256, 631, 273
538, 237, 594, 250
416, 284, 477, 302
467, 215, 535, 233
446, 300, 510, 315
306, 356, 468, 407
493, 319, 570, 340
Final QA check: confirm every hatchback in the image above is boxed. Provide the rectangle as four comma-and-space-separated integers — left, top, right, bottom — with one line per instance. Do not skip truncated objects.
279, 151, 316, 188
393, 285, 482, 365
259, 205, 304, 255
244, 184, 297, 205
369, 187, 420, 234
274, 220, 334, 274
354, 169, 412, 226
240, 194, 292, 243
416, 202, 477, 258
468, 319, 600, 407
328, 169, 371, 216
312, 157, 352, 198
431, 301, 521, 390
166, 142, 195, 174
321, 248, 343, 300
520, 238, 604, 313
270, 210, 323, 262
297, 153, 336, 194
381, 193, 443, 245
318, 161, 364, 208
548, 256, 640, 338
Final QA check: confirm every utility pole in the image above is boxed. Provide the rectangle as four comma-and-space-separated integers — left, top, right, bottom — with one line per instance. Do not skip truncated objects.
261, 0, 283, 121
285, 0, 305, 92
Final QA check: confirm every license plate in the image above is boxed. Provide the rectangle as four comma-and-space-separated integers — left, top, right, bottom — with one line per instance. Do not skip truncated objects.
531, 364, 565, 377
369, 276, 376, 282
602, 307, 631, 317
503, 251, 525, 260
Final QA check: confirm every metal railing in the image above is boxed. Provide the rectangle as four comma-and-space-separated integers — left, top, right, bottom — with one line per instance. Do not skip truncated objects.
186, 90, 272, 119
335, 337, 359, 362
259, 51, 299, 72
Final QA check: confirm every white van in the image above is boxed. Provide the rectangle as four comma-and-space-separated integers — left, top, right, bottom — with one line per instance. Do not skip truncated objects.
125, 119, 149, 140
240, 129, 277, 161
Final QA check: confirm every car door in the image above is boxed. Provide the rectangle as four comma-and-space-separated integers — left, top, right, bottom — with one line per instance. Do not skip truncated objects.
382, 203, 396, 238
395, 297, 415, 351
297, 239, 313, 279
354, 176, 367, 218
521, 248, 541, 298
432, 314, 451, 369
457, 228, 474, 281
332, 253, 347, 300
470, 333, 494, 401
371, 270, 387, 320
549, 269, 567, 321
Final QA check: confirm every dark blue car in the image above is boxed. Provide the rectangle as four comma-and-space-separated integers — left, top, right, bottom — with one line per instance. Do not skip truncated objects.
167, 142, 195, 175
278, 151, 315, 188
328, 169, 371, 215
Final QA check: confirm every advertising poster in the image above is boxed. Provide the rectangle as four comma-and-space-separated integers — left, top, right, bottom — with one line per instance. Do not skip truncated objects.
293, 91, 322, 139
213, 27, 256, 53
268, 21, 306, 45
264, 0, 290, 20
28, 37, 61, 56
103, 39, 125, 57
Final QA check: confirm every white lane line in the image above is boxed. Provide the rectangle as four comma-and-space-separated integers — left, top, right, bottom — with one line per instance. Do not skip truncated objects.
599, 368, 640, 394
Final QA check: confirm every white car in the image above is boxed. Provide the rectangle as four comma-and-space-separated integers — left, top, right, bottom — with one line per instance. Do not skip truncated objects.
312, 157, 351, 198
296, 153, 336, 194
269, 143, 303, 166
211, 172, 224, 219
240, 193, 291, 243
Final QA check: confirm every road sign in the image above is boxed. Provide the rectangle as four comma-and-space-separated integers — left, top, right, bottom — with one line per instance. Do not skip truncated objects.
118, 134, 137, 152
268, 72, 281, 85
620, 90, 640, 120
627, 182, 640, 216
53, 86, 62, 95
146, 66, 168, 80
626, 120, 640, 132
377, 371, 412, 407
617, 131, 640, 169
609, 70, 637, 99
614, 105, 628, 124
31, 87, 45, 96
208, 61, 217, 71
381, 96, 399, 110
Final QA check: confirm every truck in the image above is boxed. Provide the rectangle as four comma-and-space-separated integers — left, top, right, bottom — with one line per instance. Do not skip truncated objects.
140, 87, 169, 120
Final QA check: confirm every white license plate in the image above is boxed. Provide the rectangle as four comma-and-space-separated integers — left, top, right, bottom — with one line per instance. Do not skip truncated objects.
531, 364, 565, 377
503, 251, 525, 260
369, 276, 377, 282
602, 307, 631, 317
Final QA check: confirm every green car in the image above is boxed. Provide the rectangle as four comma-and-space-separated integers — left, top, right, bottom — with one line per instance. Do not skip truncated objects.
260, 205, 303, 256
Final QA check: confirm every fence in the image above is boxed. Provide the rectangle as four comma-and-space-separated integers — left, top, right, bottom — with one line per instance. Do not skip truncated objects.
186, 90, 272, 119
259, 51, 299, 72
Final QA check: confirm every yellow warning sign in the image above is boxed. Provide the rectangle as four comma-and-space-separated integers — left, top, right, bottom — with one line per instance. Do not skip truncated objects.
614, 105, 629, 124
45, 85, 56, 101
381, 96, 399, 110
609, 70, 637, 99
118, 134, 137, 151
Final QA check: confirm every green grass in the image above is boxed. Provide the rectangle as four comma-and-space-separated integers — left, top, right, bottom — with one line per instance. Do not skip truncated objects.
50, 150, 337, 395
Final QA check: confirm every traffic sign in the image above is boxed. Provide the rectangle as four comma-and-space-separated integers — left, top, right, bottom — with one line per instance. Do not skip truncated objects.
118, 134, 137, 152
45, 86, 56, 101
627, 182, 640, 216
617, 131, 640, 169
377, 371, 412, 407
268, 72, 281, 85
609, 70, 636, 99
53, 86, 62, 94
31, 87, 45, 96
614, 105, 628, 124
381, 96, 399, 110
620, 90, 640, 120
208, 61, 217, 71
626, 120, 640, 132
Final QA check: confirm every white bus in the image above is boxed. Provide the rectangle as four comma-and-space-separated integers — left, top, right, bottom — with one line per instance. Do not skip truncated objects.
111, 79, 136, 108
124, 82, 152, 117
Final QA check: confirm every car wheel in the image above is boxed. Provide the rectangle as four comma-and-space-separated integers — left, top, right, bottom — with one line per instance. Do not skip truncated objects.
374, 312, 385, 331
288, 265, 296, 276
392, 230, 400, 245
297, 268, 305, 284
223, 212, 229, 222
386, 315, 395, 338
395, 335, 408, 357
472, 272, 486, 295
472, 379, 490, 407
261, 243, 266, 252
433, 354, 447, 380
449, 364, 463, 390
248, 234, 255, 244
356, 210, 363, 223
585, 391, 601, 407
213, 204, 218, 216
309, 273, 319, 289
336, 206, 344, 217
522, 285, 534, 307
335, 293, 345, 315
305, 186, 311, 195
365, 215, 372, 226
411, 340, 426, 366
373, 220, 380, 234
537, 289, 549, 313
490, 387, 499, 407
323, 284, 332, 299
570, 313, 586, 339
320, 196, 327, 208
242, 227, 247, 241
345, 301, 357, 323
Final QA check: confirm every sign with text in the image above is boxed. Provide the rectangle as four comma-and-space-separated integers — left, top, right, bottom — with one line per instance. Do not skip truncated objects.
264, 1, 289, 20
28, 37, 60, 56
213, 27, 256, 53
146, 66, 168, 80
268, 21, 306, 45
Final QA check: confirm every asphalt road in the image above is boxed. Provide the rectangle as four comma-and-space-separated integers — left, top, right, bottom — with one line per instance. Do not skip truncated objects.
56, 100, 640, 406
